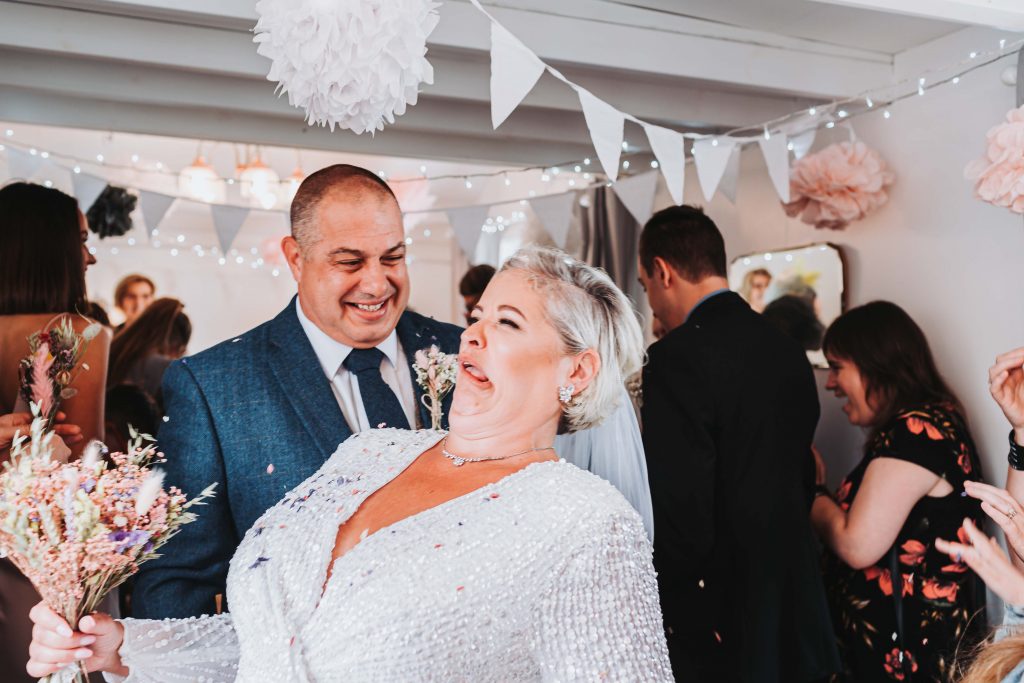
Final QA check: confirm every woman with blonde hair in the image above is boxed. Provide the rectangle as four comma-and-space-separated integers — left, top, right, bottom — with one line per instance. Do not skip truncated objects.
26, 246, 672, 681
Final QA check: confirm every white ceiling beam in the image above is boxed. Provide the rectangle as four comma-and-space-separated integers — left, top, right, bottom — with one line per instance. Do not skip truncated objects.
0, 87, 596, 165
5, 0, 893, 98
810, 0, 1024, 32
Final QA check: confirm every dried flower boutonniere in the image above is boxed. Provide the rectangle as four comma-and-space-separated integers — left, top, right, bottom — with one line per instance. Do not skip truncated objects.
413, 345, 458, 430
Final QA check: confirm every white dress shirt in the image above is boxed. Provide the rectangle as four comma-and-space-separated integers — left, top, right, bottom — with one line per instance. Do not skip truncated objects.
295, 299, 418, 432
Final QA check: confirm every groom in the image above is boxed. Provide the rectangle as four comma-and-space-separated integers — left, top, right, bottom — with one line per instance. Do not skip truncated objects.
132, 165, 462, 619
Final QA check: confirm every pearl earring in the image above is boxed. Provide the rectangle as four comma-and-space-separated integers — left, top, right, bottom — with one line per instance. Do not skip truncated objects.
558, 384, 575, 404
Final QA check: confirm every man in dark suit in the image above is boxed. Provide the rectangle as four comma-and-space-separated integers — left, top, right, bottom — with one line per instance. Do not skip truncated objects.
132, 165, 462, 619
638, 206, 838, 683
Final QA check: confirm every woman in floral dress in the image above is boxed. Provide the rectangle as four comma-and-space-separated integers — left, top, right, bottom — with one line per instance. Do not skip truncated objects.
812, 302, 986, 682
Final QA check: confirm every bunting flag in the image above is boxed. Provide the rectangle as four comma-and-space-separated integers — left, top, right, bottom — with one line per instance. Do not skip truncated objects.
789, 128, 816, 160
489, 23, 546, 129
71, 173, 108, 213
211, 204, 251, 254
5, 147, 44, 180
758, 134, 791, 203
644, 123, 685, 205
612, 171, 660, 226
446, 205, 491, 259
529, 191, 577, 249
719, 146, 741, 204
692, 138, 737, 202
138, 190, 176, 237
578, 88, 624, 182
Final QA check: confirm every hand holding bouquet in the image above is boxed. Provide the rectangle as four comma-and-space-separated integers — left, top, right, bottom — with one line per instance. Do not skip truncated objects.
0, 421, 216, 682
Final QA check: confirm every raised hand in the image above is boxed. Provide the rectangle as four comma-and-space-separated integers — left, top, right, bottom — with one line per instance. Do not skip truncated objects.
26, 602, 126, 679
990, 347, 1024, 441
964, 480, 1024, 563
936, 518, 1024, 607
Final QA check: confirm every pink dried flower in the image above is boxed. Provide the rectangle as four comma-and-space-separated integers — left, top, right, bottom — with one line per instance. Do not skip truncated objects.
965, 104, 1024, 214
30, 342, 55, 419
783, 141, 895, 230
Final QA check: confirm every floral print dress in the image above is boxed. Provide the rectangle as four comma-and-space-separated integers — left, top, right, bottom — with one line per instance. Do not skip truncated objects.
824, 404, 987, 682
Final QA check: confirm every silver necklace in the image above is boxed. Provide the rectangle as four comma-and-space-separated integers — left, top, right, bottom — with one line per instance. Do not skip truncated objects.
441, 437, 555, 467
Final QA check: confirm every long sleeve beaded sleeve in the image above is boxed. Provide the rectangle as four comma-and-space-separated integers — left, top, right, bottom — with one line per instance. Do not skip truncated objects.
107, 613, 240, 682
534, 511, 673, 681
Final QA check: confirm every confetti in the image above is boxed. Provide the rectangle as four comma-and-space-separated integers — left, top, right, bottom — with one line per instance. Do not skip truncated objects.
266, 464, 275, 474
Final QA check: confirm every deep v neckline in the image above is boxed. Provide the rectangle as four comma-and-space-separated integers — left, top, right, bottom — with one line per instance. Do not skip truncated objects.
316, 440, 557, 606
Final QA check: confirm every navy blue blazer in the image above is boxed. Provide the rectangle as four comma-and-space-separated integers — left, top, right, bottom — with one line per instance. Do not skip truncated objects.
131, 299, 463, 619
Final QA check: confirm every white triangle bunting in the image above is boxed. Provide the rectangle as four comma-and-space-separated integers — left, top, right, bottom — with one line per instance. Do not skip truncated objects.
719, 146, 741, 204
789, 128, 816, 160
211, 204, 251, 254
578, 89, 624, 182
529, 191, 577, 249
489, 23, 546, 129
446, 205, 490, 260
612, 171, 660, 226
758, 134, 791, 203
71, 173, 108, 213
643, 124, 685, 205
5, 147, 44, 181
138, 191, 177, 237
692, 138, 738, 202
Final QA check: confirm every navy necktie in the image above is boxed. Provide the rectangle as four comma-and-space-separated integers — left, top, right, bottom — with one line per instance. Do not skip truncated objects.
343, 347, 411, 430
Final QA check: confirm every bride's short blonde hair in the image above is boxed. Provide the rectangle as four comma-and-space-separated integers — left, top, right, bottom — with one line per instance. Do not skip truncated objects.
501, 246, 644, 433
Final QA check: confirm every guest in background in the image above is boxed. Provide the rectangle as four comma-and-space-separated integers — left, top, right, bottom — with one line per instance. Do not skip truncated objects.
738, 267, 772, 313
107, 298, 191, 408
113, 273, 155, 332
762, 295, 825, 351
813, 301, 986, 683
458, 263, 495, 325
0, 181, 111, 683
103, 385, 160, 456
638, 205, 838, 682
85, 300, 112, 328
932, 346, 1024, 683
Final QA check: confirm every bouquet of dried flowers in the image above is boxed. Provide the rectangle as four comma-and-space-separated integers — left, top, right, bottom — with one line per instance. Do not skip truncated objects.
413, 345, 458, 430
18, 316, 103, 430
0, 420, 216, 682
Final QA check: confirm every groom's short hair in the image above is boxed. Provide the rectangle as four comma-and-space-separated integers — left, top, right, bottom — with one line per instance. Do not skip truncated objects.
639, 205, 727, 282
290, 164, 398, 251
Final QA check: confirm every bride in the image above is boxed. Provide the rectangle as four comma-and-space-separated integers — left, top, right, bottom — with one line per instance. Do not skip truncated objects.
26, 246, 672, 682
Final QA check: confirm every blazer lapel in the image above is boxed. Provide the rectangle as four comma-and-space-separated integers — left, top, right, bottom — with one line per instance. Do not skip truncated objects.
267, 298, 352, 458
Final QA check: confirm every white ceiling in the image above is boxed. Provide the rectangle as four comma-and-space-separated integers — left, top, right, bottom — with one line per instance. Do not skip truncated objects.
614, 0, 964, 53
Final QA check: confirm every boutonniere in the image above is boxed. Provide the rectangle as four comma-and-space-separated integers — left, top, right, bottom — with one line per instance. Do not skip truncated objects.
413, 345, 458, 430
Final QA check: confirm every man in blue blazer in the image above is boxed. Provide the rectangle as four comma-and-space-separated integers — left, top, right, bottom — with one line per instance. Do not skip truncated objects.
132, 165, 462, 619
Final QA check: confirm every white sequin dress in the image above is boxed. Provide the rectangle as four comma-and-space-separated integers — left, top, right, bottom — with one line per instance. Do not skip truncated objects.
110, 429, 672, 682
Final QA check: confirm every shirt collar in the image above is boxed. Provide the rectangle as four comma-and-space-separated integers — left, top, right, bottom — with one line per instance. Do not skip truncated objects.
684, 288, 730, 324
295, 298, 401, 377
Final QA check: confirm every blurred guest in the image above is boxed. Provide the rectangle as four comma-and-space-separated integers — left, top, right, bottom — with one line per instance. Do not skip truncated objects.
108, 298, 191, 407
813, 301, 986, 682
773, 276, 822, 319
104, 384, 160, 455
113, 273, 155, 332
458, 264, 495, 325
0, 181, 111, 683
85, 300, 112, 327
638, 205, 838, 682
738, 267, 772, 313
762, 295, 825, 351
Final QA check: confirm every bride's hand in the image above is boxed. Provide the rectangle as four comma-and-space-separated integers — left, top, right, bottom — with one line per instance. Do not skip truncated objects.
27, 602, 127, 678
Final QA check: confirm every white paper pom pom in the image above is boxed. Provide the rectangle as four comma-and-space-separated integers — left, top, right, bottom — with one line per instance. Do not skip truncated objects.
254, 0, 440, 135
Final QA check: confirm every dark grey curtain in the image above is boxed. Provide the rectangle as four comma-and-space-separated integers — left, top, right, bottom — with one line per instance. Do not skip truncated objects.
577, 185, 645, 307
